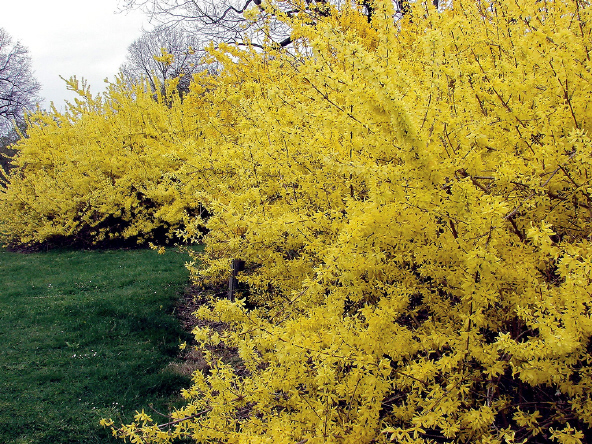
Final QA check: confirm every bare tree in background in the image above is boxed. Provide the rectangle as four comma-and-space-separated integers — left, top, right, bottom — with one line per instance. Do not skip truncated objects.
0, 28, 41, 136
118, 0, 425, 48
0, 28, 41, 183
118, 0, 344, 48
120, 26, 208, 96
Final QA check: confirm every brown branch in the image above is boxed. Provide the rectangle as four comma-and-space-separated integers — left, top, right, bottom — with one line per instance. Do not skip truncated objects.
302, 76, 373, 133
470, 177, 489, 193
508, 215, 525, 243
157, 408, 213, 429
148, 403, 171, 418
563, 77, 579, 129
547, 191, 590, 209
559, 165, 581, 188
505, 151, 578, 220
449, 219, 459, 239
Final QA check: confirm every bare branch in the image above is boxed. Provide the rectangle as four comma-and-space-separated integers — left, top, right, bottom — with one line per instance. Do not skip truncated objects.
120, 26, 211, 96
0, 28, 41, 136
118, 0, 347, 48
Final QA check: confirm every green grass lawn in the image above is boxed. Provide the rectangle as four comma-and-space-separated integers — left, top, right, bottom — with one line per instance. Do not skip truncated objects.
0, 247, 199, 444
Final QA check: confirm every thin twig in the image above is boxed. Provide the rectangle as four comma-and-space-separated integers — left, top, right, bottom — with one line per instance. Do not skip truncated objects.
504, 150, 577, 220
508, 216, 525, 242
157, 408, 213, 429
148, 403, 170, 419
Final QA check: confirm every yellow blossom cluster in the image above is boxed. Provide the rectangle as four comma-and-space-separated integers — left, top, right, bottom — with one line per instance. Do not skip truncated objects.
176, 0, 592, 441
0, 76, 206, 245
3, 0, 592, 441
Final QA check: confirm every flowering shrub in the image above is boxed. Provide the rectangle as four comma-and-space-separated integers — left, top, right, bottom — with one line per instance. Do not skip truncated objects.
4, 0, 592, 441
0, 76, 205, 246
160, 0, 592, 441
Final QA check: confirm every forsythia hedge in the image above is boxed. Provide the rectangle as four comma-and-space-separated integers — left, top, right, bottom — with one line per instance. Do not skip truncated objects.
0, 77, 205, 245
116, 0, 592, 441
5, 0, 592, 441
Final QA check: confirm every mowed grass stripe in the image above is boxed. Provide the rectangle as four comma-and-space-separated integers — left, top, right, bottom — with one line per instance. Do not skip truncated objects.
0, 247, 199, 444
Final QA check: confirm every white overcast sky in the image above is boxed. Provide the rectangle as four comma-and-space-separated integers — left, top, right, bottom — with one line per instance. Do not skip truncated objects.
2, 1, 152, 110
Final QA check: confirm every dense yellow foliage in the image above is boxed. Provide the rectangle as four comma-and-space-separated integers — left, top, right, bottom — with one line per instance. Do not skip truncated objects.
0, 76, 204, 245
4, 0, 592, 441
